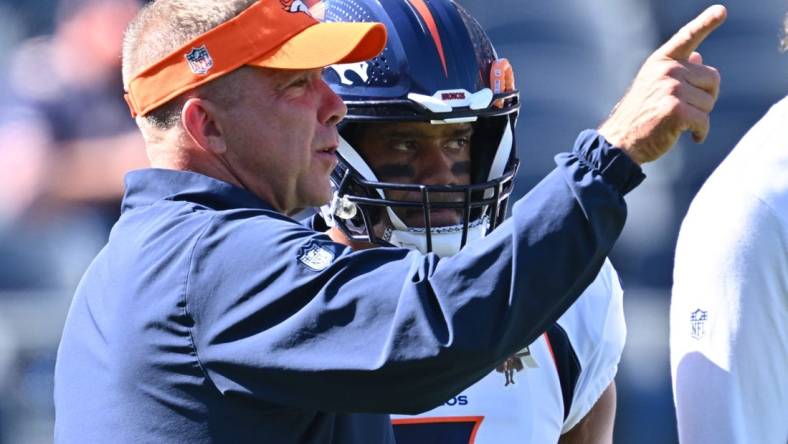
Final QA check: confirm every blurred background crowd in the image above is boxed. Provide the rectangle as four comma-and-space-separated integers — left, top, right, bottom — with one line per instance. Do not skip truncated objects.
0, 0, 785, 442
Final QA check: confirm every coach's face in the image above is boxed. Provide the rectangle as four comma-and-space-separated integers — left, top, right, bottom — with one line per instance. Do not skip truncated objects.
218, 67, 346, 214
354, 121, 473, 227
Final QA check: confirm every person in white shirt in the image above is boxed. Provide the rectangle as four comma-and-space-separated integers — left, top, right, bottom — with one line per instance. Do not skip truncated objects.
671, 15, 788, 443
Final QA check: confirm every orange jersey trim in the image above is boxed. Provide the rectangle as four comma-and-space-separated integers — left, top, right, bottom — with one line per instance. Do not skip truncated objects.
543, 331, 558, 369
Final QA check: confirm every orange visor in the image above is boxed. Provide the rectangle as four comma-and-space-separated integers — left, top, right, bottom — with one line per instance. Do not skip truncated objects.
124, 0, 387, 118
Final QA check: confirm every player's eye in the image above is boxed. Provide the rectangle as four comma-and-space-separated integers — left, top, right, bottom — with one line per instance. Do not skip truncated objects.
391, 140, 418, 152
445, 138, 470, 152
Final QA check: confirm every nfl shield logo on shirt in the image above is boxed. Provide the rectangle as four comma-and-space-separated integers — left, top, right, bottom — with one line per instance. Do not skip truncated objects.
690, 308, 708, 340
185, 46, 213, 75
298, 241, 335, 271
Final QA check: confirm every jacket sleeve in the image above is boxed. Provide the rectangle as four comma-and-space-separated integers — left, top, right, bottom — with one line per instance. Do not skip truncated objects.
188, 129, 645, 414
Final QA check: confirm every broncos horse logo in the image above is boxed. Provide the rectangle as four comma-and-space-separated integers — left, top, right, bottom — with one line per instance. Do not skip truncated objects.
329, 61, 370, 86
281, 0, 311, 15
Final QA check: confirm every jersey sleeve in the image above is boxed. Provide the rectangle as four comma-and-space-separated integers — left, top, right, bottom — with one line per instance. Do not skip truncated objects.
186, 130, 644, 414
670, 189, 788, 444
558, 259, 626, 433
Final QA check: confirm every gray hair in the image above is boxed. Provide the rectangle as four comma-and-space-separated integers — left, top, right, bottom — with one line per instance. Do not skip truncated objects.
782, 12, 788, 52
122, 0, 256, 129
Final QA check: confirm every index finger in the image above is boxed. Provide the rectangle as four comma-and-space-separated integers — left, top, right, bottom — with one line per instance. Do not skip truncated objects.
657, 5, 727, 60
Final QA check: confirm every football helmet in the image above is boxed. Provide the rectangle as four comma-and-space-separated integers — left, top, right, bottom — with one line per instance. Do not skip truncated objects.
319, 0, 520, 257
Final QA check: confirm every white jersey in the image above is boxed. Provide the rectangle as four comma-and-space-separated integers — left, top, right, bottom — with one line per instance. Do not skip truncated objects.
391, 259, 625, 443
671, 96, 788, 444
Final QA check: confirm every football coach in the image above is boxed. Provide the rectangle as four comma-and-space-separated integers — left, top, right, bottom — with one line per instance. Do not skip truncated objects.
54, 0, 725, 442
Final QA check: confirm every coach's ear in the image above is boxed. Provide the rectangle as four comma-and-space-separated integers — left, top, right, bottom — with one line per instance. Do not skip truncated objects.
181, 98, 227, 155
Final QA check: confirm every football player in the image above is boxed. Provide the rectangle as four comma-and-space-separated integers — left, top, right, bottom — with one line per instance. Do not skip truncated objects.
316, 0, 625, 441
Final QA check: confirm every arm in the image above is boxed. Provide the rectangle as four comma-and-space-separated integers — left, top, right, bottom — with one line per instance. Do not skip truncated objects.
557, 259, 625, 442
190, 6, 727, 414
191, 131, 641, 414
559, 381, 616, 444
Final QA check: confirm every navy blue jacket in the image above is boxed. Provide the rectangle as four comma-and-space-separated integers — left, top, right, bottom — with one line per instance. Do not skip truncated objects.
54, 130, 643, 443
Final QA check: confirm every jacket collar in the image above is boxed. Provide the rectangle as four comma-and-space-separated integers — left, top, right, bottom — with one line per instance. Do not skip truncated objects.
121, 168, 275, 213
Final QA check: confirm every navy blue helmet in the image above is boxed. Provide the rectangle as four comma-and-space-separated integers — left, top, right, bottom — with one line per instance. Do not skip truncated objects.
319, 0, 520, 256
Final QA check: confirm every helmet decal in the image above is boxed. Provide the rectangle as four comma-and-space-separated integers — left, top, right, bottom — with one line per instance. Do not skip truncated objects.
330, 61, 372, 86
410, 88, 493, 111
281, 0, 312, 15
405, 0, 448, 76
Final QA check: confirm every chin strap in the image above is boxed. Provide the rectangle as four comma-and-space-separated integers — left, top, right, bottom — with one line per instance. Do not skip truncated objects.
383, 216, 489, 257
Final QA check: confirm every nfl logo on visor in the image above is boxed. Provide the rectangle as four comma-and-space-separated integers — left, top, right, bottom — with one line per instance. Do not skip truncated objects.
185, 46, 213, 75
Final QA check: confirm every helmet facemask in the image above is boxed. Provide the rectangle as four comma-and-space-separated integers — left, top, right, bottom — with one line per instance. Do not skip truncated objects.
322, 106, 519, 257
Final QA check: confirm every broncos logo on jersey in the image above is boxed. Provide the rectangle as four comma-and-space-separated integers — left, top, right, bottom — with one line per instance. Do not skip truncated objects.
495, 347, 538, 386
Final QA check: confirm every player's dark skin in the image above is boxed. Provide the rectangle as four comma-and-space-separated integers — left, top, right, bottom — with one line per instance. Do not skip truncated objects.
353, 121, 473, 228
330, 120, 617, 443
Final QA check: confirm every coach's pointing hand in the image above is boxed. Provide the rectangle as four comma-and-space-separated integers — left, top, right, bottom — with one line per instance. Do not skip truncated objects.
598, 5, 727, 165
